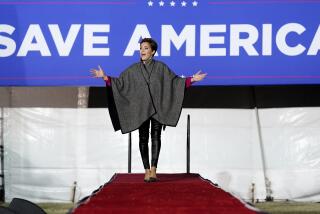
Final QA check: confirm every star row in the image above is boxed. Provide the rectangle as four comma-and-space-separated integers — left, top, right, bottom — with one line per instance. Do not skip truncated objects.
147, 1, 199, 7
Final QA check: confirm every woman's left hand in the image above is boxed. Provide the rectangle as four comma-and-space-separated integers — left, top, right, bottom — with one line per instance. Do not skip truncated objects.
191, 70, 207, 82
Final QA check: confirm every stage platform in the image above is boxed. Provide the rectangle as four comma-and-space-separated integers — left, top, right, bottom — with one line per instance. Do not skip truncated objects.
71, 173, 264, 214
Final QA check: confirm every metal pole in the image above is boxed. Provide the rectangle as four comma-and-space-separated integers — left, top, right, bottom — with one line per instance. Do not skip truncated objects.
254, 107, 273, 201
0, 108, 4, 201
128, 132, 132, 173
252, 87, 273, 201
187, 114, 190, 174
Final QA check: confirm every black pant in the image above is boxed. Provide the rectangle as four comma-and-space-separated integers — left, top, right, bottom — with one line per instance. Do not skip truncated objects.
139, 118, 162, 169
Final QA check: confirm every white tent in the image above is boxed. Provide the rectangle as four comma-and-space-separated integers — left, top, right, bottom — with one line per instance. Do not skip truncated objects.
3, 107, 320, 202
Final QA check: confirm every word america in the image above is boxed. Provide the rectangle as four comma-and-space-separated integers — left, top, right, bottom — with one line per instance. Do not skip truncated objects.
0, 23, 319, 57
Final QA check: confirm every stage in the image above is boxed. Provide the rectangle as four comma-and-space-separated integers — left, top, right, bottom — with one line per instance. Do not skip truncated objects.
71, 173, 263, 214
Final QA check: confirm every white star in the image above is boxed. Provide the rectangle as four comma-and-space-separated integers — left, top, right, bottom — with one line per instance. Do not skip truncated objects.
192, 1, 198, 6
181, 1, 187, 7
170, 1, 176, 6
147, 0, 153, 6
180, 75, 185, 78
159, 0, 165, 6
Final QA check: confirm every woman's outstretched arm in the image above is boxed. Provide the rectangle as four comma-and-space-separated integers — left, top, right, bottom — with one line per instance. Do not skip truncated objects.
191, 70, 207, 83
90, 65, 111, 86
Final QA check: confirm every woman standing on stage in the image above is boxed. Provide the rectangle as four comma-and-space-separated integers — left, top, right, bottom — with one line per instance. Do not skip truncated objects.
91, 38, 206, 182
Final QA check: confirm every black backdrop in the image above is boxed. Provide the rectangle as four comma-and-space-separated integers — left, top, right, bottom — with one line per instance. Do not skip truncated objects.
88, 85, 320, 109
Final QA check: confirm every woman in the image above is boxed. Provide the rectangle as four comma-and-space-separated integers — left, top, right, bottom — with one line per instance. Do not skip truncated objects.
91, 38, 206, 182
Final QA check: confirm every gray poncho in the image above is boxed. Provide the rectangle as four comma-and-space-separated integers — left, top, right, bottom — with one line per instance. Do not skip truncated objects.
108, 59, 186, 134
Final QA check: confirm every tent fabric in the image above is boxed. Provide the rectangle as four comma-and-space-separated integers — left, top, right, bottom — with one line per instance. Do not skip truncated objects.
3, 108, 320, 202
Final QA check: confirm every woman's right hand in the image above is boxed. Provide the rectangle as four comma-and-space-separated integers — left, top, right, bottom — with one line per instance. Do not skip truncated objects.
90, 65, 107, 80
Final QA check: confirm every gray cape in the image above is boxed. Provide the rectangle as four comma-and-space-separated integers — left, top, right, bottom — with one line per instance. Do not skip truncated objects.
108, 60, 186, 134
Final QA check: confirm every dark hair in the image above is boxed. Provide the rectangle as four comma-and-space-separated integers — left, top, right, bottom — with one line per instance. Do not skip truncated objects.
140, 38, 158, 56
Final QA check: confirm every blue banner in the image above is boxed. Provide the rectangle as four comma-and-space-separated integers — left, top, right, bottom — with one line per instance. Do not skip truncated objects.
0, 0, 320, 86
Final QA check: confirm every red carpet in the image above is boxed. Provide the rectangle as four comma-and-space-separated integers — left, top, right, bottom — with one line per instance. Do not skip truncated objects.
72, 173, 262, 214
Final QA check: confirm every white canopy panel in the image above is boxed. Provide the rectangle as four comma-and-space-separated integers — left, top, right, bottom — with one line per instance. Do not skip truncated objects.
3, 108, 320, 202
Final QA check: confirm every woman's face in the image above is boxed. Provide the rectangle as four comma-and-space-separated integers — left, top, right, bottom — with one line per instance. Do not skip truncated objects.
140, 42, 155, 61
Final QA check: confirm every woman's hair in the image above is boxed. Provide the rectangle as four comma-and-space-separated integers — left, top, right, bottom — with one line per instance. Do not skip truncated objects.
140, 38, 158, 56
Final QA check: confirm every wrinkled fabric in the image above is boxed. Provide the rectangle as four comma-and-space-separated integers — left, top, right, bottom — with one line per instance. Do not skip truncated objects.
109, 60, 186, 134
138, 118, 162, 169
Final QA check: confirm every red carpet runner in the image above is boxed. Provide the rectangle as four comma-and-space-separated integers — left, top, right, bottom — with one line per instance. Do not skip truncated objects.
72, 173, 262, 214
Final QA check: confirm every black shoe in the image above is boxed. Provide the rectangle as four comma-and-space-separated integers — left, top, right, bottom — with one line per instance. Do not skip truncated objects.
149, 177, 159, 182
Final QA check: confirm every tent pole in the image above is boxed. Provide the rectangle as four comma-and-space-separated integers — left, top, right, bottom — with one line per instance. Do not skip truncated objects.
252, 87, 273, 201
